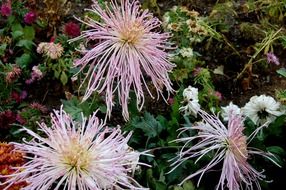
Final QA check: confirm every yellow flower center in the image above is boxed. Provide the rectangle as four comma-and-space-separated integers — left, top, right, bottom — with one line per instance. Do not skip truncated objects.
119, 21, 144, 45
62, 137, 91, 172
228, 135, 248, 162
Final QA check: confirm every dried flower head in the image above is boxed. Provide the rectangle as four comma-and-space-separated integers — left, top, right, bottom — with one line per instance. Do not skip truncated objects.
37, 42, 63, 59
170, 110, 280, 190
2, 107, 148, 190
5, 66, 21, 84
69, 0, 174, 120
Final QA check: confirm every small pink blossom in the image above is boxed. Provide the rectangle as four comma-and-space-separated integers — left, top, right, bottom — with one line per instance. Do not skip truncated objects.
24, 11, 37, 24
69, 0, 175, 120
20, 91, 27, 100
168, 97, 174, 105
170, 109, 280, 190
266, 52, 280, 65
25, 65, 43, 84
214, 91, 222, 101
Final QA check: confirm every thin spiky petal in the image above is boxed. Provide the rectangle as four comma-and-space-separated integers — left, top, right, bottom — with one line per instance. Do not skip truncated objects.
1, 106, 148, 190
170, 110, 279, 190
70, 0, 174, 120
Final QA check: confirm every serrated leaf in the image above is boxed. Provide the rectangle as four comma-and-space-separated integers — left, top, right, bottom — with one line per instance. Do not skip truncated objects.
132, 112, 164, 138
61, 97, 84, 121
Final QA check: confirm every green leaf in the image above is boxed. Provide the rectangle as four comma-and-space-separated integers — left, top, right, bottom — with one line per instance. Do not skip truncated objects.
266, 146, 286, 166
276, 68, 286, 78
99, 105, 107, 113
182, 181, 195, 190
267, 146, 286, 156
7, 15, 16, 26
54, 70, 60, 78
16, 39, 35, 50
11, 30, 24, 39
15, 53, 32, 68
146, 169, 167, 190
61, 97, 84, 121
0, 43, 7, 56
132, 112, 164, 138
60, 72, 68, 85
11, 22, 23, 32
23, 26, 35, 40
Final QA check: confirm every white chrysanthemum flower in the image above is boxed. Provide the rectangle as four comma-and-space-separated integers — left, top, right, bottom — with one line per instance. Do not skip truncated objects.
221, 102, 241, 121
2, 106, 148, 190
182, 86, 199, 101
242, 95, 284, 125
180, 86, 200, 117
179, 48, 194, 58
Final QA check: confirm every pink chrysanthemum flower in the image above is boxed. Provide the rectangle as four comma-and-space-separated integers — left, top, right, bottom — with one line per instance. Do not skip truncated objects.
1, 107, 149, 190
170, 110, 279, 190
69, 0, 174, 120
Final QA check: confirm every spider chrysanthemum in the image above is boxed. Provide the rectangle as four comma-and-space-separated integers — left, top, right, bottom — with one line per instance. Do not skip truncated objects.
70, 0, 174, 120
1, 107, 148, 190
170, 110, 279, 190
